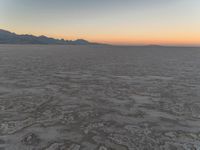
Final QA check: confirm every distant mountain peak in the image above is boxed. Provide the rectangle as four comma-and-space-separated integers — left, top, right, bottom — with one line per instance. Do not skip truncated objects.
0, 29, 97, 45
0, 29, 10, 32
0, 29, 15, 35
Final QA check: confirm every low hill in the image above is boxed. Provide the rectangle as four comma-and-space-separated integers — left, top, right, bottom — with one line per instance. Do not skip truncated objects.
0, 29, 96, 45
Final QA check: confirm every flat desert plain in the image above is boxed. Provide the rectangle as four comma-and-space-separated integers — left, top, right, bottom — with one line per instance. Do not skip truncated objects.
0, 45, 200, 150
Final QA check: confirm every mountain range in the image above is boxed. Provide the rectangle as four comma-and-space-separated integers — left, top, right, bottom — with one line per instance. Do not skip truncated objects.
0, 29, 98, 45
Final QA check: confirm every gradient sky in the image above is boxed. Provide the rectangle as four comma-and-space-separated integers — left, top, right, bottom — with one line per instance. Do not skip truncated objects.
1, 0, 200, 46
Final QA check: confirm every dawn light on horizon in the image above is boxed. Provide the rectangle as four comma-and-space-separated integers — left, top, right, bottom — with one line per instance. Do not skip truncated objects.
1, 0, 200, 46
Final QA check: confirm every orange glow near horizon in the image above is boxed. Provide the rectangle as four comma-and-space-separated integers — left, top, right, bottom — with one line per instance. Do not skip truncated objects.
1, 0, 200, 46
0, 25, 199, 46
0, 0, 200, 46
9, 29, 200, 46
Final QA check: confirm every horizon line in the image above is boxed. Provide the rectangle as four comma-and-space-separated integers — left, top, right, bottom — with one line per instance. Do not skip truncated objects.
1, 28, 200, 47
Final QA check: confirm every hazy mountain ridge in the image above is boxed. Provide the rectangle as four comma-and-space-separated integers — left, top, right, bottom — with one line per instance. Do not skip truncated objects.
0, 29, 97, 45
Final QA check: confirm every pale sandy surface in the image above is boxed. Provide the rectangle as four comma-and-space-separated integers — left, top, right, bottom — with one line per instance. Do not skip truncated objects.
0, 45, 200, 150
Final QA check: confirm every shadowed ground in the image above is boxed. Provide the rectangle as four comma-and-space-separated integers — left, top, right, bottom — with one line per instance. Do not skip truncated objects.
0, 45, 200, 150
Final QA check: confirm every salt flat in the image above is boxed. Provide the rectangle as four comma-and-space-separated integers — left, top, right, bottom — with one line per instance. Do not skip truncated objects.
0, 45, 200, 150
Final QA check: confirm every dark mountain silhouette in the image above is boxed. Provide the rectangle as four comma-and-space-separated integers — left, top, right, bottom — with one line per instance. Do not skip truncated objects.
0, 29, 98, 45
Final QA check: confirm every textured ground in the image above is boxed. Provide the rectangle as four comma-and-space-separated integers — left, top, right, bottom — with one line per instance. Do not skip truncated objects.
0, 45, 200, 150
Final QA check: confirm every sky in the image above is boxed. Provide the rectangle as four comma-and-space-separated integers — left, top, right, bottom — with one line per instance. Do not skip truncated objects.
0, 0, 200, 46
